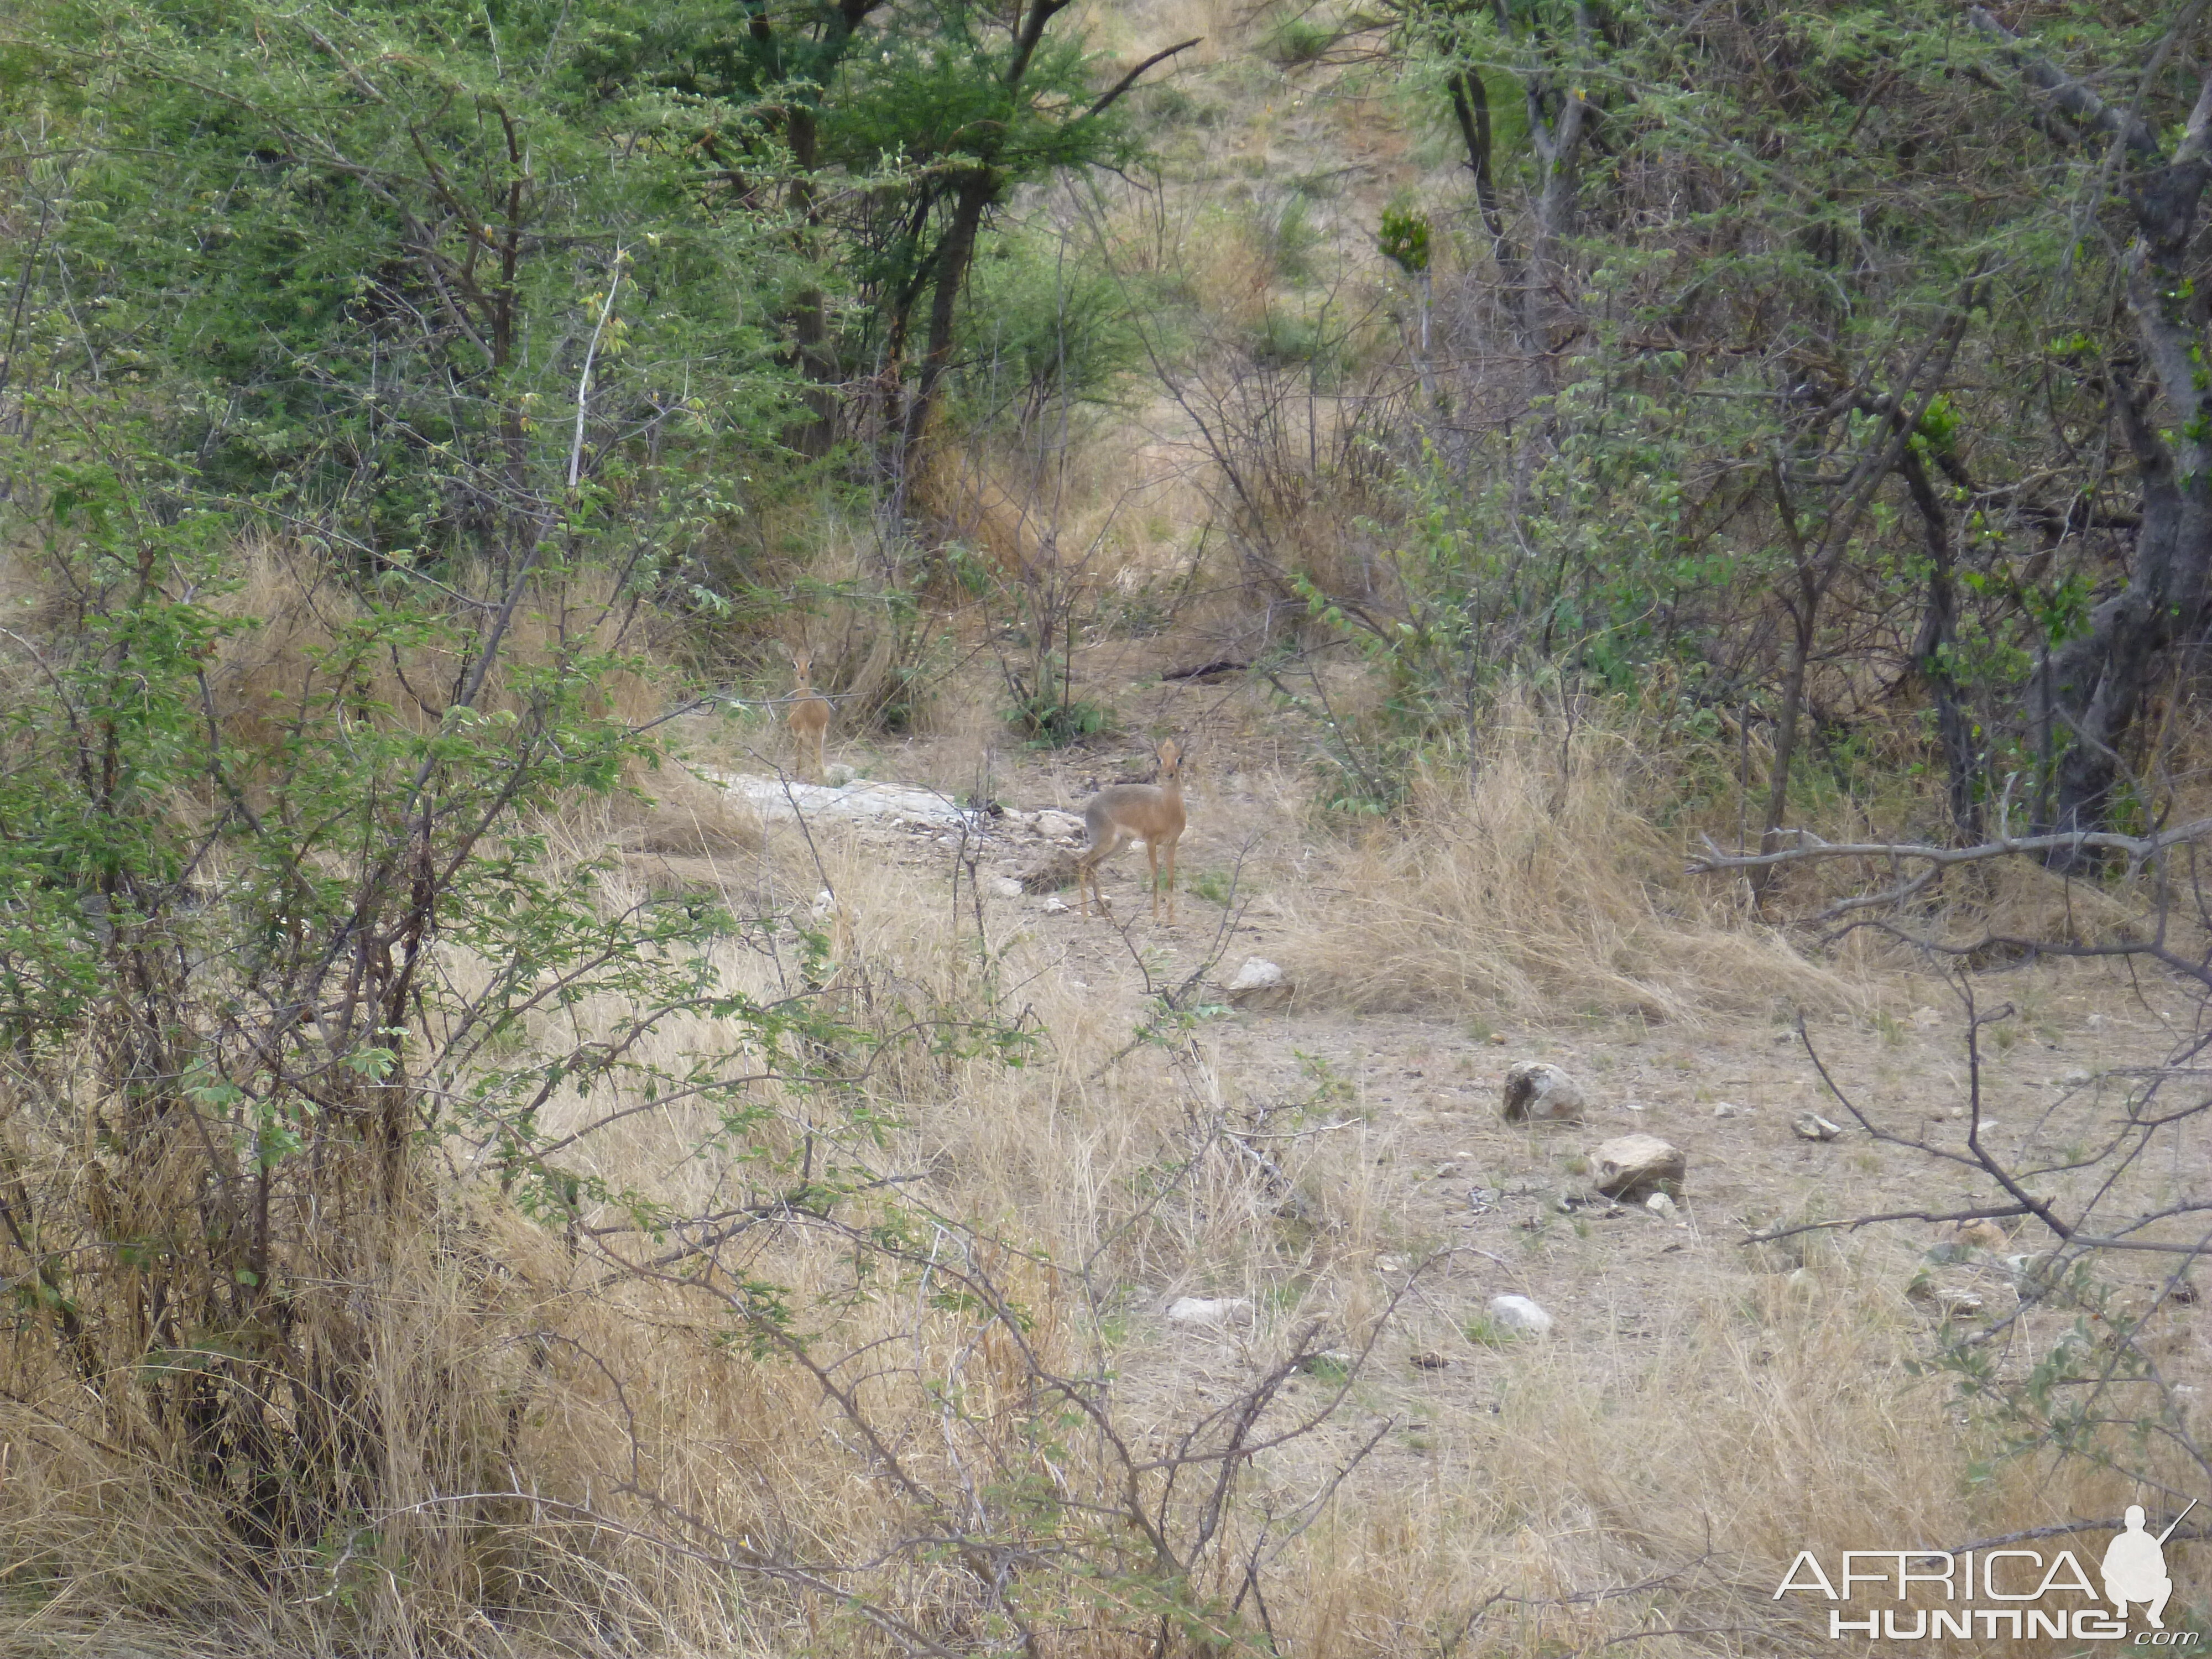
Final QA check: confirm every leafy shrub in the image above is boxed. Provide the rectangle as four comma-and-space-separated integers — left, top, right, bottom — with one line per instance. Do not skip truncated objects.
954, 232, 1153, 425
1266, 12, 1335, 65
1003, 667, 1116, 745
1380, 205, 1432, 274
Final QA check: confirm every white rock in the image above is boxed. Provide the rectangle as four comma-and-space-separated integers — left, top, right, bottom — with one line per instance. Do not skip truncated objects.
1620, 1098, 1648, 1113
1374, 1254, 1412, 1275
2061, 1069, 2093, 1088
1713, 1102, 1743, 1119
1593, 1134, 1686, 1198
1501, 1061, 1587, 1124
1645, 1192, 1678, 1218
1488, 1294, 1554, 1335
708, 770, 970, 827
1165, 1296, 1253, 1328
1041, 896, 1070, 914
1934, 1289, 1986, 1317
990, 877, 1024, 898
1225, 957, 1293, 1010
1227, 958, 1285, 990
1793, 1113, 1843, 1141
1911, 1006, 1945, 1028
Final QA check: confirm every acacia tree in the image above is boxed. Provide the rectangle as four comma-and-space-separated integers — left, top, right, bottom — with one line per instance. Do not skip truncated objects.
815, 0, 1188, 479
1334, 0, 2209, 853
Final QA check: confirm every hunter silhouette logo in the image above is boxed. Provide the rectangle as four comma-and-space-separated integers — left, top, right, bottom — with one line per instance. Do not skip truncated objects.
1775, 1499, 2201, 1642
2105, 1503, 2193, 1631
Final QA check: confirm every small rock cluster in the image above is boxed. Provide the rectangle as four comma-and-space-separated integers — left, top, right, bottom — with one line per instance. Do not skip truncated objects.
1494, 1062, 1689, 1211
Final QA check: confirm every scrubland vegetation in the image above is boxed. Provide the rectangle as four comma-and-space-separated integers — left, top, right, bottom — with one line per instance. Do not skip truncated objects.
2, 0, 2210, 1652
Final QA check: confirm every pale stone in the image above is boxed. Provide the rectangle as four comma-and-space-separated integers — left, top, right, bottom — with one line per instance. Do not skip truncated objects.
1501, 1061, 1586, 1124
1488, 1295, 1554, 1335
1226, 958, 1285, 990
1592, 1134, 1685, 1198
1166, 1296, 1253, 1328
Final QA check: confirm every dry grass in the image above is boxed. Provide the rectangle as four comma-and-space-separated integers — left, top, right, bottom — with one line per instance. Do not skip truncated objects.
1205, 1260, 2130, 1658
3, 499, 2203, 1659
1282, 696, 1866, 1022
198, 536, 764, 858
9, 3, 2208, 1647
2, 753, 2198, 1656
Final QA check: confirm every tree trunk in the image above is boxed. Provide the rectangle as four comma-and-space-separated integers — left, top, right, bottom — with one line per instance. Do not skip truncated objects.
786, 110, 839, 458
2028, 280, 2212, 862
1971, 15, 2212, 861
1760, 576, 1815, 869
899, 172, 994, 477
1900, 446, 1983, 842
1448, 68, 1509, 257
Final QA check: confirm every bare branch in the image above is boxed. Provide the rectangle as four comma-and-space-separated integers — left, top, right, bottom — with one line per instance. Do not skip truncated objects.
1966, 7, 2163, 159
1086, 38, 1202, 119
1741, 1203, 2033, 1246
1688, 817, 2212, 879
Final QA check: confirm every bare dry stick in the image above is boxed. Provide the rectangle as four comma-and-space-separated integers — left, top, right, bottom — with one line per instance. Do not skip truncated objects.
569, 250, 624, 491
1689, 818, 2212, 881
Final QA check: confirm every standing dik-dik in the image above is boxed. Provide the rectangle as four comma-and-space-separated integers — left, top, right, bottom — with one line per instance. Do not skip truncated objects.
787, 647, 831, 781
1076, 739, 1187, 922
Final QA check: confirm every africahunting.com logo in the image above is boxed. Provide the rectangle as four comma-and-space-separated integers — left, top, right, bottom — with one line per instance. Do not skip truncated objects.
1775, 1501, 2200, 1643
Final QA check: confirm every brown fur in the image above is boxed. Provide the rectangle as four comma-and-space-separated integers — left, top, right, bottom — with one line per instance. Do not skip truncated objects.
1076, 739, 1187, 923
787, 648, 832, 781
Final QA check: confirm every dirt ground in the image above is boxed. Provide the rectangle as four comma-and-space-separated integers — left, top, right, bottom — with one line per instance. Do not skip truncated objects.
697, 665, 2204, 1469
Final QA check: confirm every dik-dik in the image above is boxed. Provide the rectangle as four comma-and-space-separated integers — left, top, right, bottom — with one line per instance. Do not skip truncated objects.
787, 648, 831, 781
1076, 739, 1186, 923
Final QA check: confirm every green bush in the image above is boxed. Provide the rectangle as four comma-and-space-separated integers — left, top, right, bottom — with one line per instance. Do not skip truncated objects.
1003, 669, 1117, 746
1266, 12, 1335, 65
954, 232, 1153, 426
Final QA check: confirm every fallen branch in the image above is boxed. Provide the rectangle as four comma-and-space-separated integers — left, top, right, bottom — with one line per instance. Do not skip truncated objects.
1740, 1202, 2033, 1246
1688, 818, 2212, 881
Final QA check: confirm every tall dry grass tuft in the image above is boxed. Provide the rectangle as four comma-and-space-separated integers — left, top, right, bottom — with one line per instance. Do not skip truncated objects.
1284, 695, 1860, 1020
745, 513, 950, 734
